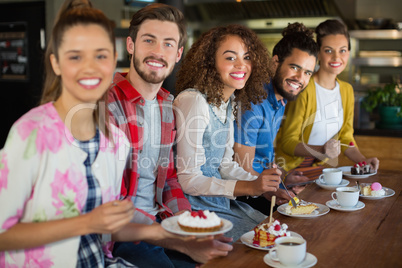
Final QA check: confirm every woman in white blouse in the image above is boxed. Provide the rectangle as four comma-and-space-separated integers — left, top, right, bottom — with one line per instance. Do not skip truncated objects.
173, 25, 281, 242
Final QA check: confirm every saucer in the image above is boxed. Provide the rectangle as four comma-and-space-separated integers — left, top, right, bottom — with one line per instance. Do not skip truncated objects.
325, 200, 365, 212
263, 252, 317, 268
337, 166, 377, 179
315, 179, 349, 190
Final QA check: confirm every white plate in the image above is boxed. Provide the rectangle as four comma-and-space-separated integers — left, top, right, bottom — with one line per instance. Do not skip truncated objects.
337, 166, 377, 179
161, 215, 233, 237
359, 187, 395, 200
277, 203, 330, 219
315, 179, 350, 190
263, 252, 317, 268
240, 231, 302, 251
326, 200, 365, 212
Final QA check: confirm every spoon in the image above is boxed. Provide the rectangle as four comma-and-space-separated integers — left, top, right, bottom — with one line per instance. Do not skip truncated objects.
340, 141, 355, 148
356, 181, 361, 191
269, 195, 276, 224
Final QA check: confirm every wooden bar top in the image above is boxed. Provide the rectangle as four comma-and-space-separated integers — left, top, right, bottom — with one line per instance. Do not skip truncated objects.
202, 169, 401, 268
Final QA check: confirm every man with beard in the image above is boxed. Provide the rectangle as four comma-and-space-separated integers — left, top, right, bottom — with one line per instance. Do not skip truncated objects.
107, 3, 232, 267
233, 22, 318, 214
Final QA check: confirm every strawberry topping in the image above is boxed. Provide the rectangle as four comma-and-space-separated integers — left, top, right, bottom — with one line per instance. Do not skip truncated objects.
197, 210, 207, 219
191, 211, 198, 217
274, 225, 281, 231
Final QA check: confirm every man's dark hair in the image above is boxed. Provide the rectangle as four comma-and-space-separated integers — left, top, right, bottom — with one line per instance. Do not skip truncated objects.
272, 22, 318, 62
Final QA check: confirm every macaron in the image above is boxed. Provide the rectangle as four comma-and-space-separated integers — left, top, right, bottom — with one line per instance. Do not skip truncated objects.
371, 182, 382, 191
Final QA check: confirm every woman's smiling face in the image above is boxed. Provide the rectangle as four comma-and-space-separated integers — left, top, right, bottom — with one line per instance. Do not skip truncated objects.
215, 35, 252, 98
50, 24, 116, 105
318, 34, 350, 76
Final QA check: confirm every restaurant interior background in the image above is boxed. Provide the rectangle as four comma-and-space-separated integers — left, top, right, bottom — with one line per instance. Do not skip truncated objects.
0, 0, 401, 169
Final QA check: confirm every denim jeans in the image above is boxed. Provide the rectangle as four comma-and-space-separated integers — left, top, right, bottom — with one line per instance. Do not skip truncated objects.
113, 241, 196, 268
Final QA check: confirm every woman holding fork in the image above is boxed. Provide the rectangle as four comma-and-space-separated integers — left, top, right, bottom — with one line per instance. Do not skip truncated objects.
173, 24, 282, 242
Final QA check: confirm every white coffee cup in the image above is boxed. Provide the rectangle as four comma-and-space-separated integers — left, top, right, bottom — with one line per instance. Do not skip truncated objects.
318, 168, 342, 185
331, 187, 360, 207
268, 236, 306, 266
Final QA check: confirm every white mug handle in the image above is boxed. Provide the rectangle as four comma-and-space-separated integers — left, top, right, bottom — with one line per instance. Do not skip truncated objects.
318, 174, 325, 183
268, 246, 280, 261
331, 192, 338, 202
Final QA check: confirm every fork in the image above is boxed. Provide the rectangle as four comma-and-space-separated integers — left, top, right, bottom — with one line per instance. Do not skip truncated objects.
272, 163, 297, 208
280, 178, 297, 208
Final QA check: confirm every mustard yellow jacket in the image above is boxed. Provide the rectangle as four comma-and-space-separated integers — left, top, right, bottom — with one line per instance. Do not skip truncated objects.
275, 76, 356, 171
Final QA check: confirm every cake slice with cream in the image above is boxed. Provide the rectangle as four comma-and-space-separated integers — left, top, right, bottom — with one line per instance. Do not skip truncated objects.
285, 197, 318, 215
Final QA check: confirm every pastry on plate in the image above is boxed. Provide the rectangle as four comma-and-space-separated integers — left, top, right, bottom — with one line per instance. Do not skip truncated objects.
351, 161, 371, 175
177, 210, 223, 232
252, 220, 290, 248
285, 197, 318, 215
362, 182, 385, 197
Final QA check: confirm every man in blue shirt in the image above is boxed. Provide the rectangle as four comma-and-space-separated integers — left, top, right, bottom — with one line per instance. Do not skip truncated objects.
234, 22, 319, 214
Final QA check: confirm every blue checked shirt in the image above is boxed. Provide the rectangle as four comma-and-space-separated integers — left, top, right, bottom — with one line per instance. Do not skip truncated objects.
76, 129, 136, 268
76, 129, 104, 267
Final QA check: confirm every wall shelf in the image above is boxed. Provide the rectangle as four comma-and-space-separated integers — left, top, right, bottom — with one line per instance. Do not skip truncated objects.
349, 30, 402, 39
348, 30, 402, 87
352, 57, 402, 67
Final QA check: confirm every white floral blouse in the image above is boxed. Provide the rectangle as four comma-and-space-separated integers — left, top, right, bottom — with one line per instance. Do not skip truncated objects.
0, 102, 130, 267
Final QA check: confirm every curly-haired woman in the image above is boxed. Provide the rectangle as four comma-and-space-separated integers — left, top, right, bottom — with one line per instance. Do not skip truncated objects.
173, 24, 281, 242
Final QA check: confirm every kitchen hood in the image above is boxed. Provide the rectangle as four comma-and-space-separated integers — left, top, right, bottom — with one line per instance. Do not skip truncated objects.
184, 0, 344, 32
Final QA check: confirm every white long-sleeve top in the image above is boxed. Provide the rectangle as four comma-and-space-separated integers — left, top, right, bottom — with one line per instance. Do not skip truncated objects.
173, 90, 257, 199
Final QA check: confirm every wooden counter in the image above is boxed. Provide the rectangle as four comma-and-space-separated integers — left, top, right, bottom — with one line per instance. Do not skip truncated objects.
338, 135, 402, 171
202, 169, 402, 268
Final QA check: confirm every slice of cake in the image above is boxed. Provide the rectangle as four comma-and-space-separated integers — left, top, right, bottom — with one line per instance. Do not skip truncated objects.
177, 210, 223, 233
351, 161, 371, 175
362, 182, 385, 197
285, 197, 318, 215
252, 220, 290, 248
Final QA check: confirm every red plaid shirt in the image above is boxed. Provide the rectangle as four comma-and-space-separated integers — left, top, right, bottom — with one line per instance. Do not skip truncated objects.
108, 72, 191, 224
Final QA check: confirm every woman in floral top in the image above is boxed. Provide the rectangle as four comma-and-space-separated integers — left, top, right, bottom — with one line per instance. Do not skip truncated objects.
0, 1, 186, 267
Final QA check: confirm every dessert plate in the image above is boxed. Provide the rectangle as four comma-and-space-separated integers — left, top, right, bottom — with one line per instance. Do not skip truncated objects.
240, 231, 302, 251
263, 252, 317, 268
161, 215, 233, 237
359, 187, 395, 200
277, 203, 330, 219
337, 166, 377, 179
315, 179, 349, 190
326, 200, 365, 212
